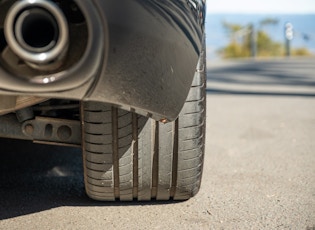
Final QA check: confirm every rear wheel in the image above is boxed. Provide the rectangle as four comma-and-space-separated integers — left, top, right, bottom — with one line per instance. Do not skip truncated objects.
81, 53, 206, 201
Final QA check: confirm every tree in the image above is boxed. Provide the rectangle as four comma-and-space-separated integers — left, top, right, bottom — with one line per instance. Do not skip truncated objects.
219, 21, 251, 58
256, 18, 282, 56
256, 30, 282, 57
259, 18, 279, 27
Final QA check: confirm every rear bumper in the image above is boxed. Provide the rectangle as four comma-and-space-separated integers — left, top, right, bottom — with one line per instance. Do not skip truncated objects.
0, 0, 205, 121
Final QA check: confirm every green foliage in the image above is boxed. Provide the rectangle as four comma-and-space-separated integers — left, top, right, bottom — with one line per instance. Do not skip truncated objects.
219, 42, 244, 58
222, 21, 243, 38
292, 47, 312, 56
218, 18, 312, 58
219, 21, 252, 58
259, 18, 279, 27
256, 31, 282, 56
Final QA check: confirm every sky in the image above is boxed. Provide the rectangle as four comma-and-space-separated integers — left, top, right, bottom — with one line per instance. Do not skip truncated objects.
206, 0, 315, 14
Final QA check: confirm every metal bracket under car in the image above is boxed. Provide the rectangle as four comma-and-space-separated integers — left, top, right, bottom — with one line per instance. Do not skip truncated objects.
0, 114, 81, 147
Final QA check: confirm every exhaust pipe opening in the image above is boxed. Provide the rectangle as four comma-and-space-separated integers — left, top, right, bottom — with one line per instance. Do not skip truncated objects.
16, 8, 59, 52
4, 0, 69, 70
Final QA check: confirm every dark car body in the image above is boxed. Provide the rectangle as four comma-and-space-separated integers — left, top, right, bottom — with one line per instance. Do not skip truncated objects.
0, 0, 206, 122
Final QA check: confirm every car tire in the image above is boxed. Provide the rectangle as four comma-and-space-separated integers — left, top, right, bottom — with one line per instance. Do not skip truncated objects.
81, 52, 206, 201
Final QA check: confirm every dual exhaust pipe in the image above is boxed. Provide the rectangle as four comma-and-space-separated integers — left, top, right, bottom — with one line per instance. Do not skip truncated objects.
4, 0, 69, 71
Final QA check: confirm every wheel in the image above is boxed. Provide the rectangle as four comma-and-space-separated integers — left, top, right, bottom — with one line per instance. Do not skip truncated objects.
81, 52, 206, 201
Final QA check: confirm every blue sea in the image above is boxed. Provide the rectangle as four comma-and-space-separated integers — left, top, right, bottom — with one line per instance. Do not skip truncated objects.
205, 14, 315, 59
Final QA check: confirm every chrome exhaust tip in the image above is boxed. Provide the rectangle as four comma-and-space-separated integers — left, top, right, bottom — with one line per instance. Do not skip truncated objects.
4, 0, 69, 70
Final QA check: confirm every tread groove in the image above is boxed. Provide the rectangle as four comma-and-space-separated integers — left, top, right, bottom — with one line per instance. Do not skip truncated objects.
151, 121, 159, 199
132, 114, 139, 199
170, 119, 178, 198
112, 107, 120, 199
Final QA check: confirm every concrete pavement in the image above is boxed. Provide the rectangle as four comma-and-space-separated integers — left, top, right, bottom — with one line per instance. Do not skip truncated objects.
0, 57, 314, 229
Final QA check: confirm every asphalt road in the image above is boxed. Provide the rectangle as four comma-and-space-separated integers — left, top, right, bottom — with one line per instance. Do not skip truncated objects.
0, 58, 314, 229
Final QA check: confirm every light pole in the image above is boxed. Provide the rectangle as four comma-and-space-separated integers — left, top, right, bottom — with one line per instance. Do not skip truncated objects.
285, 22, 294, 56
